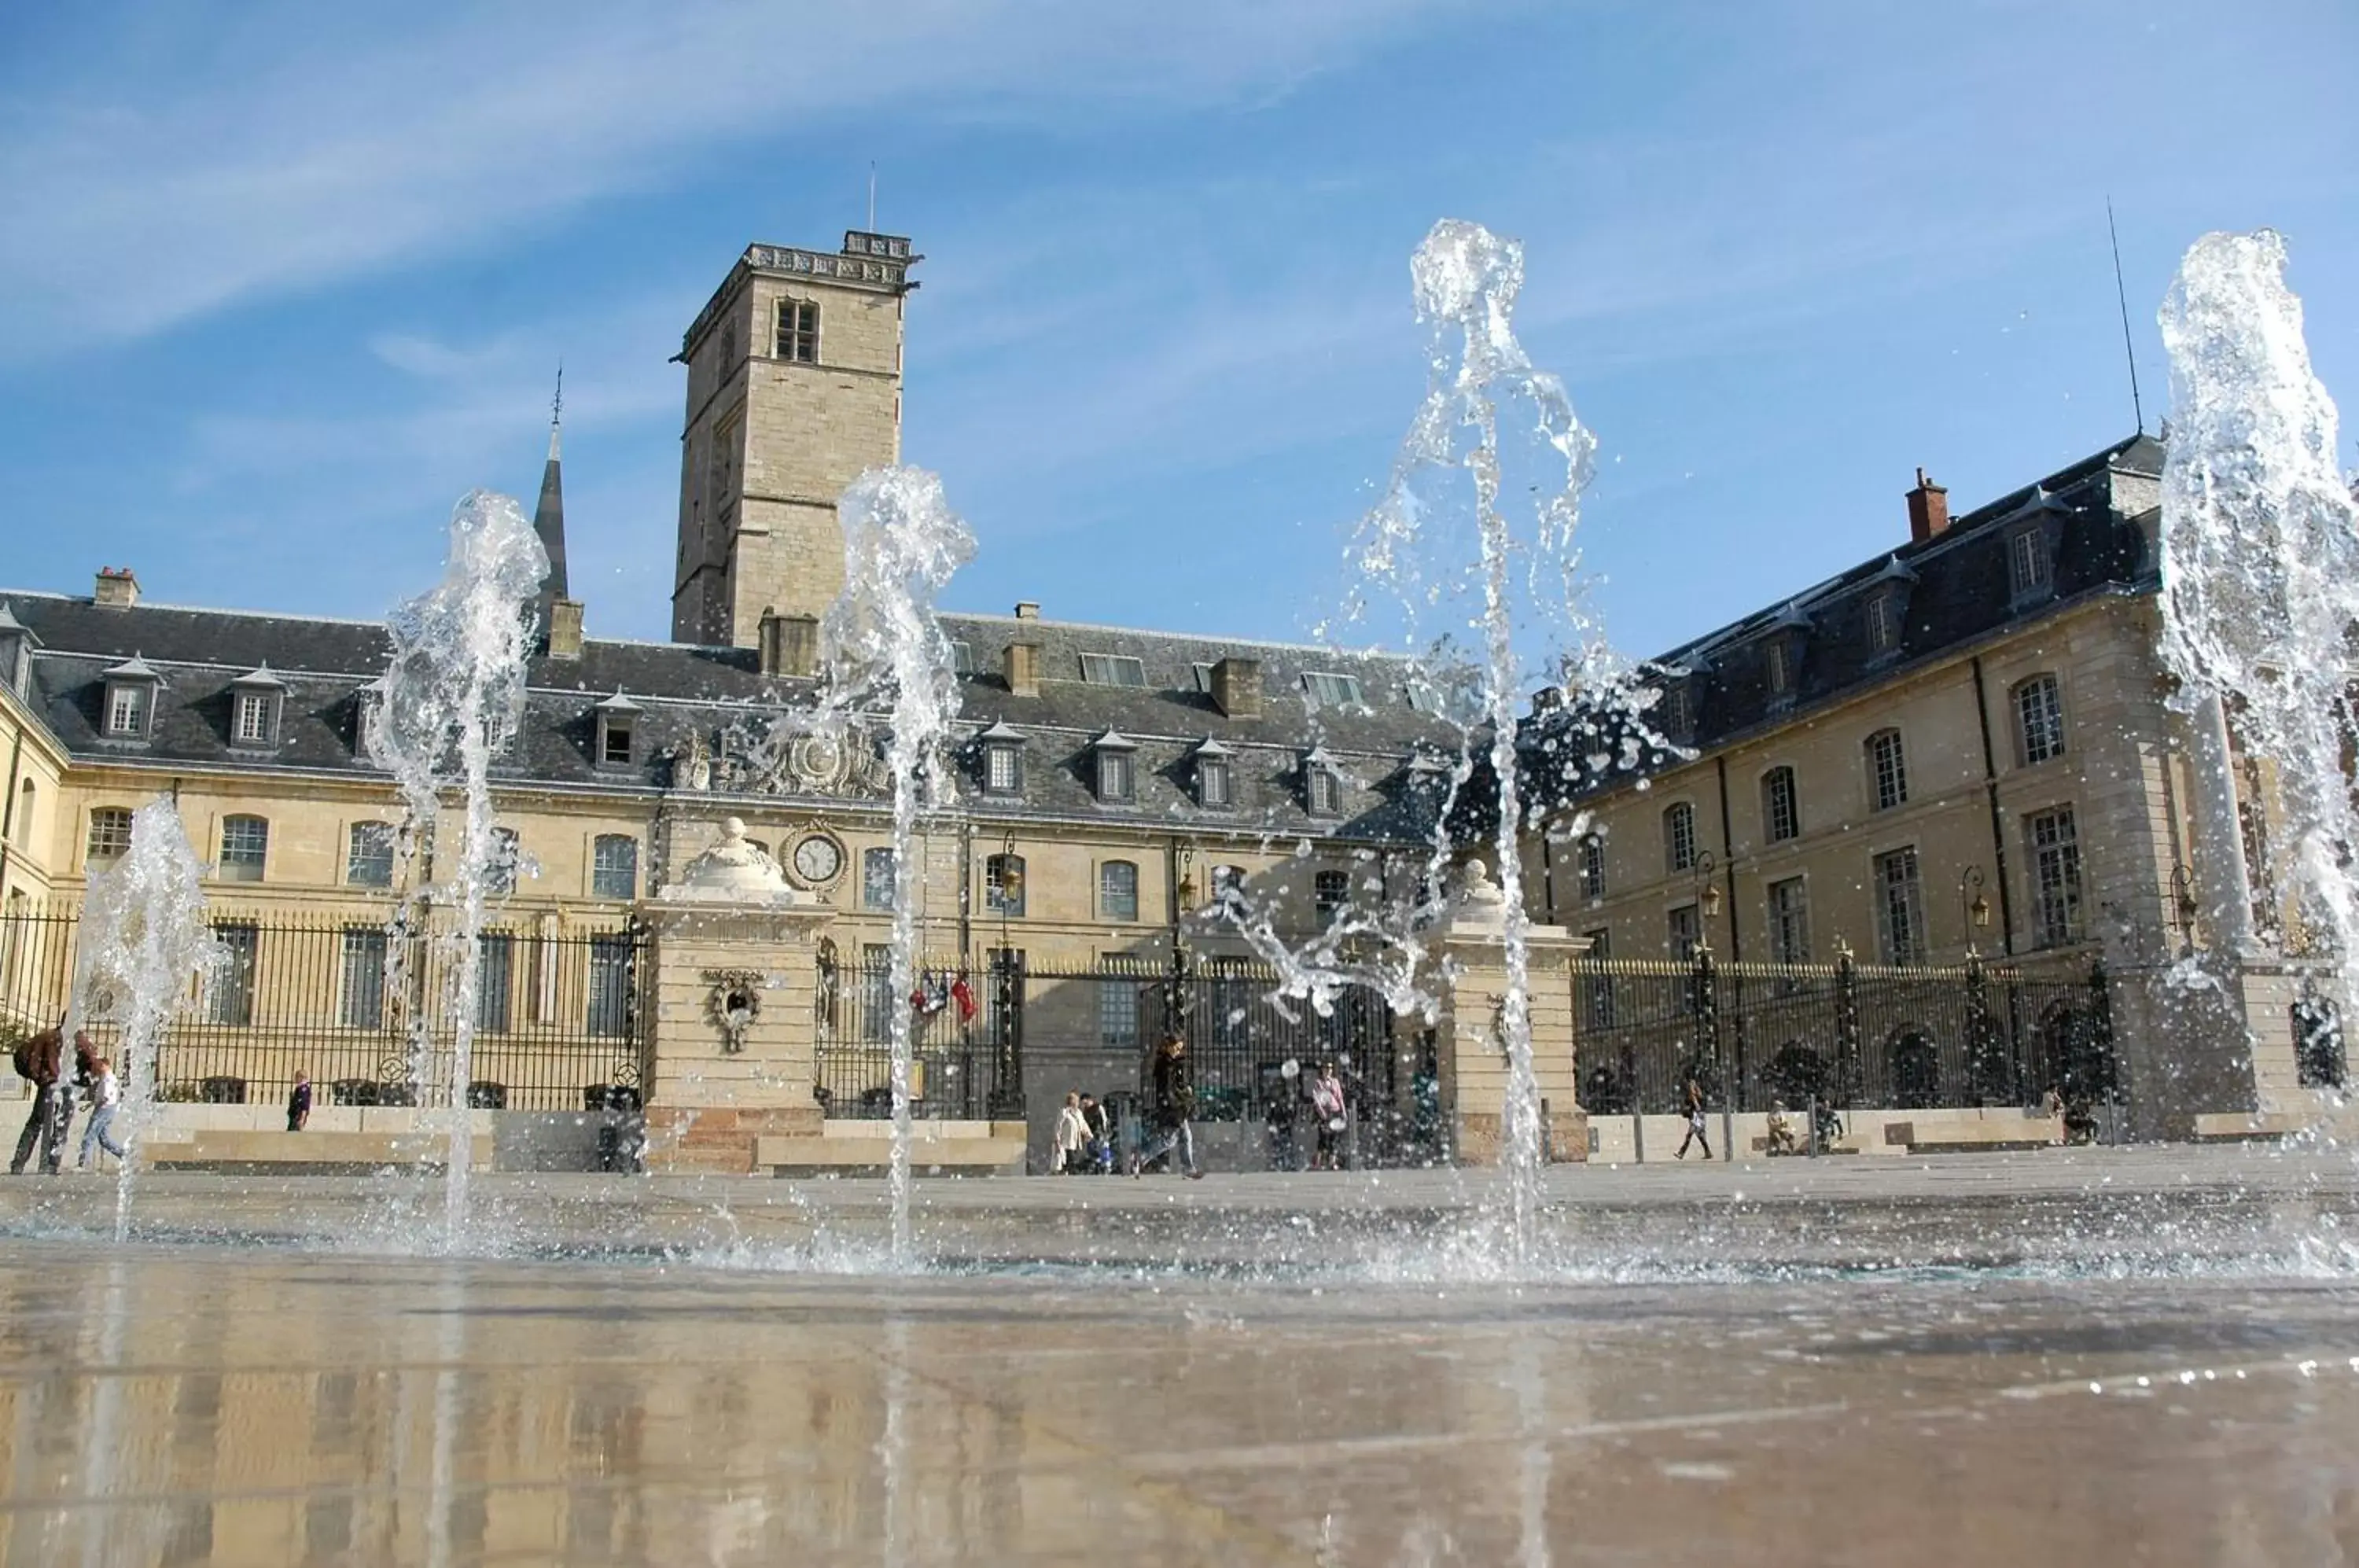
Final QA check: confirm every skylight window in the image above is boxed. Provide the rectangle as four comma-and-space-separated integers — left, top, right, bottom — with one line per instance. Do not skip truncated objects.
1078, 653, 1147, 687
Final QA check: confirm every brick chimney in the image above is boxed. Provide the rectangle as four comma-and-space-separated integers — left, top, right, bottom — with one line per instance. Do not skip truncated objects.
1209, 657, 1262, 720
546, 598, 584, 659
94, 567, 139, 608
1905, 468, 1950, 545
1004, 641, 1040, 698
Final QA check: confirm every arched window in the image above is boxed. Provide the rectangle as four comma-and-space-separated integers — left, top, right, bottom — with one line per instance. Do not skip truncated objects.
2015, 674, 2066, 765
1866, 728, 1908, 812
591, 835, 639, 899
218, 815, 268, 882
985, 853, 1026, 917
1099, 860, 1139, 922
1761, 766, 1799, 843
1662, 801, 1697, 873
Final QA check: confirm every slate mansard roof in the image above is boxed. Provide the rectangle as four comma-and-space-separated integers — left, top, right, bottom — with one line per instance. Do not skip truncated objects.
1519, 432, 2166, 812
0, 594, 1455, 841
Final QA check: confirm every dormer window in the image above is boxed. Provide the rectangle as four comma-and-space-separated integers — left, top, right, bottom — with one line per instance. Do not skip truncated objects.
2008, 528, 2052, 600
1301, 672, 1364, 710
1192, 739, 1235, 808
1864, 593, 1897, 654
1765, 639, 1792, 697
1656, 677, 1692, 741
0, 603, 36, 701
978, 721, 1025, 796
99, 654, 160, 740
1305, 748, 1343, 816
1093, 730, 1137, 804
594, 690, 641, 767
229, 665, 287, 748
1078, 653, 1147, 687
1863, 556, 1916, 661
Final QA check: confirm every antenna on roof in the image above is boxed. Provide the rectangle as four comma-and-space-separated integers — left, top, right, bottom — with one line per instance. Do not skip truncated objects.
867, 162, 878, 231
2107, 197, 2146, 436
551, 362, 563, 428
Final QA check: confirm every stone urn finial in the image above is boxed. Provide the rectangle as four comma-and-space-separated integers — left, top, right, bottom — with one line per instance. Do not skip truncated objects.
661, 816, 808, 904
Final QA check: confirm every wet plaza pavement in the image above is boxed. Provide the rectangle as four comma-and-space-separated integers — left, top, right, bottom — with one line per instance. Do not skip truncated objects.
2, 1148, 2358, 1564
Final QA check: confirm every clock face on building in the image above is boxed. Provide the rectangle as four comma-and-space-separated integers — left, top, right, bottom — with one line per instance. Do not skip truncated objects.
789, 833, 845, 888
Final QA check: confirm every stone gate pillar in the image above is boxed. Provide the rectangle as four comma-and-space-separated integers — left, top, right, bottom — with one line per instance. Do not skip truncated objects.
637, 817, 833, 1173
1437, 859, 1588, 1165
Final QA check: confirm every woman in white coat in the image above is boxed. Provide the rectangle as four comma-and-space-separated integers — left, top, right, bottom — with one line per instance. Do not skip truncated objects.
1053, 1090, 1091, 1174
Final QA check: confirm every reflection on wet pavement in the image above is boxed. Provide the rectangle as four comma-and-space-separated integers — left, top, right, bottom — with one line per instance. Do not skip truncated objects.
2, 1240, 2357, 1565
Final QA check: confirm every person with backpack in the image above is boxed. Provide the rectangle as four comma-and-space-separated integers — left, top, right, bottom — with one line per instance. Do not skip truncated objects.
1128, 1034, 1204, 1179
9, 1025, 69, 1176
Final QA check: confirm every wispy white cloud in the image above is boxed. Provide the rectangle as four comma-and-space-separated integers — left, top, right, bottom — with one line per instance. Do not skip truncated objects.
0, 0, 1461, 358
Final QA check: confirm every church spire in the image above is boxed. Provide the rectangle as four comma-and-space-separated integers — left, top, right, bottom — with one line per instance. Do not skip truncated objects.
532, 365, 569, 638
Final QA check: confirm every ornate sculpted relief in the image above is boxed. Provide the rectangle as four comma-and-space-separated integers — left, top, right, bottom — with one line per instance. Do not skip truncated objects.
701, 968, 767, 1055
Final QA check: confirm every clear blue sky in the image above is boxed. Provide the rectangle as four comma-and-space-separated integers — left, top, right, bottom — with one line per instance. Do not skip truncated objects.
2, 2, 2353, 666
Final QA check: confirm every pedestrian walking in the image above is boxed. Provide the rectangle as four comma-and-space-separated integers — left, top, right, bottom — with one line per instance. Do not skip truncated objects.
1128, 1033, 1203, 1179
287, 1070, 312, 1132
9, 1025, 71, 1176
1309, 1061, 1349, 1171
1053, 1090, 1091, 1174
78, 1057, 126, 1169
1675, 1075, 1712, 1161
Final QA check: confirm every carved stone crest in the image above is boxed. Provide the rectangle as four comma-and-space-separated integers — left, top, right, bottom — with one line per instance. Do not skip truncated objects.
702, 968, 767, 1054
711, 717, 894, 798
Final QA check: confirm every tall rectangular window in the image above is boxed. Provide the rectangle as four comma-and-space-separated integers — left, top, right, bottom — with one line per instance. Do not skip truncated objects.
1308, 767, 1342, 816
1664, 802, 1697, 873
208, 922, 259, 1025
1315, 870, 1350, 917
1867, 729, 1908, 812
1099, 860, 1139, 922
233, 691, 274, 745
86, 807, 133, 864
1865, 594, 1897, 653
339, 927, 387, 1029
2009, 529, 2050, 597
1768, 876, 1811, 964
1875, 847, 1924, 965
1579, 834, 1606, 899
1764, 639, 1790, 695
219, 816, 268, 882
776, 299, 819, 363
1099, 975, 1139, 1048
1667, 903, 1701, 960
862, 847, 896, 911
2016, 675, 2066, 765
1197, 756, 1231, 808
2028, 807, 2085, 948
1095, 749, 1134, 803
105, 684, 147, 737
591, 835, 639, 899
347, 823, 396, 887
984, 742, 1022, 795
587, 934, 633, 1037
1762, 766, 1799, 843
984, 853, 1025, 916
485, 827, 522, 894
477, 933, 513, 1035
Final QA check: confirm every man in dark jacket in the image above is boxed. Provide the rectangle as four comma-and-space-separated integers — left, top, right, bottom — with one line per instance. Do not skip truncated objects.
9, 1027, 69, 1176
1128, 1033, 1205, 1179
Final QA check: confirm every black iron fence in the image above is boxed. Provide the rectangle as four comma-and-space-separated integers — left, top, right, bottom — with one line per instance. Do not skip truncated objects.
0, 904, 646, 1113
812, 950, 1023, 1120
1573, 946, 2115, 1116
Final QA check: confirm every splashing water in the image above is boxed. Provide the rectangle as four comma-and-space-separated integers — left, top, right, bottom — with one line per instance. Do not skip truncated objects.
2157, 231, 2359, 1066
64, 797, 222, 1242
1227, 219, 1652, 1267
365, 491, 548, 1246
818, 466, 977, 1265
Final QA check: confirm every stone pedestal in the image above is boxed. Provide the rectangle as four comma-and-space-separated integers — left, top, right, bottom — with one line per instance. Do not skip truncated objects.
637, 818, 834, 1174
1437, 863, 1588, 1165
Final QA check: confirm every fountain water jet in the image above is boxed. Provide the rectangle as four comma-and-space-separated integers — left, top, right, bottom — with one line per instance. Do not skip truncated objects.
817, 466, 976, 1265
1223, 219, 1655, 1268
365, 490, 548, 1247
2158, 231, 2359, 1087
65, 797, 221, 1242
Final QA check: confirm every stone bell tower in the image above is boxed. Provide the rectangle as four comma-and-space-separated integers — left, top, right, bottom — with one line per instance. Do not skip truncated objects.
670, 232, 918, 647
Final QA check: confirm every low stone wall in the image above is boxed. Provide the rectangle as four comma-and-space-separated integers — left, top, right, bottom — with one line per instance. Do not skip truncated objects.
1587, 1105, 2072, 1164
